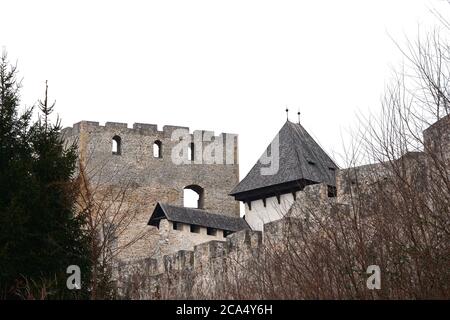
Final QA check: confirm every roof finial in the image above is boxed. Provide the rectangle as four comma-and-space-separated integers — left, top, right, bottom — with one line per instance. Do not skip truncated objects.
297, 109, 301, 124
285, 106, 289, 121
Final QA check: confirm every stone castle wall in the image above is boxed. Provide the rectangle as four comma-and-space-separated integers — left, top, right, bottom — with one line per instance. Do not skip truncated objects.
115, 133, 447, 299
62, 120, 240, 260
115, 227, 263, 299
157, 219, 228, 258
114, 183, 340, 299
65, 115, 449, 296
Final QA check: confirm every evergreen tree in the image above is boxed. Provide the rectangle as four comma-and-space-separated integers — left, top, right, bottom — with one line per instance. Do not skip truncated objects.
0, 52, 91, 299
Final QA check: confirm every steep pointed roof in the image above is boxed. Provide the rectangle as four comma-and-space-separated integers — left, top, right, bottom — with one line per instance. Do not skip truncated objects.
230, 121, 338, 200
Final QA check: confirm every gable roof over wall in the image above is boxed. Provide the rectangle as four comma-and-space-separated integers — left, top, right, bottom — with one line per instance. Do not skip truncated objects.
148, 203, 249, 232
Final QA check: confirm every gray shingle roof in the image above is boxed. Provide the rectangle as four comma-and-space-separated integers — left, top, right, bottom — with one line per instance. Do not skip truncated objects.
148, 203, 250, 232
230, 121, 338, 196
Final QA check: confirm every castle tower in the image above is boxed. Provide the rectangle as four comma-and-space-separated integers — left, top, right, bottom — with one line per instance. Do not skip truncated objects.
62, 120, 240, 259
230, 120, 338, 231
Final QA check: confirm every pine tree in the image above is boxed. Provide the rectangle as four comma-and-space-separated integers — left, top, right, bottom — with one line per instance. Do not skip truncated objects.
0, 52, 91, 299
0, 51, 34, 297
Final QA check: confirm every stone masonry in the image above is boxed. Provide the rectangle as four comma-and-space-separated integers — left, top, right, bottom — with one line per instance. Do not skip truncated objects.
62, 121, 240, 260
114, 114, 450, 299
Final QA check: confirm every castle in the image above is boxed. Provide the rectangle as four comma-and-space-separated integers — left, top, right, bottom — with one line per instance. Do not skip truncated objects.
62, 114, 450, 298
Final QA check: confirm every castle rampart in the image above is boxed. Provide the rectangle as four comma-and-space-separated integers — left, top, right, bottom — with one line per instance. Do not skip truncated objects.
63, 120, 240, 260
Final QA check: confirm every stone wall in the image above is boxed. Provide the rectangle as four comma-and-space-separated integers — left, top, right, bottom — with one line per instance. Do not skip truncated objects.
62, 120, 240, 260
113, 155, 444, 299
114, 184, 336, 300
115, 228, 263, 299
157, 219, 227, 257
113, 146, 439, 299
70, 115, 450, 297
424, 114, 450, 163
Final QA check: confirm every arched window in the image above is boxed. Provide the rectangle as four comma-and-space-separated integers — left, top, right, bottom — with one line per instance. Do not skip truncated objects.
188, 142, 194, 161
112, 136, 121, 155
183, 185, 204, 209
153, 140, 162, 158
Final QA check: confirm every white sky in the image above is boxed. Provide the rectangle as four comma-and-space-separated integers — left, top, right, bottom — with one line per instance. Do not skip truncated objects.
1, 0, 448, 178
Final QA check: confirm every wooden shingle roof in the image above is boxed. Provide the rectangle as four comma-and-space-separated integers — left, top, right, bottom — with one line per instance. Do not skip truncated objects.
148, 203, 249, 232
230, 121, 338, 200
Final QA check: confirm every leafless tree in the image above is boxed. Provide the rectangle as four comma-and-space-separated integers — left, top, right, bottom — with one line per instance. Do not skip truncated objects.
115, 5, 450, 301
75, 152, 157, 299
202, 6, 450, 300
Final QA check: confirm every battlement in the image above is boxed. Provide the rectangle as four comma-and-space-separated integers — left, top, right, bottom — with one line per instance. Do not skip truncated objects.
62, 120, 238, 141
114, 217, 287, 299
61, 119, 241, 248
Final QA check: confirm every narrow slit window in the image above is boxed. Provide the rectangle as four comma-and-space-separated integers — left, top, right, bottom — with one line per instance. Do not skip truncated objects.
188, 143, 195, 161
112, 136, 122, 155
153, 140, 162, 158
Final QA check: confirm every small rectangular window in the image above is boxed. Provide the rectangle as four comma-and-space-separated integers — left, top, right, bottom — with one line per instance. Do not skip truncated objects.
190, 225, 200, 234
328, 186, 337, 198
207, 228, 217, 236
173, 222, 181, 231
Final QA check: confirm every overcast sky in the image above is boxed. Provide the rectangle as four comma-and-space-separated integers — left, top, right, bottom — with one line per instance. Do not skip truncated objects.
1, 0, 448, 178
